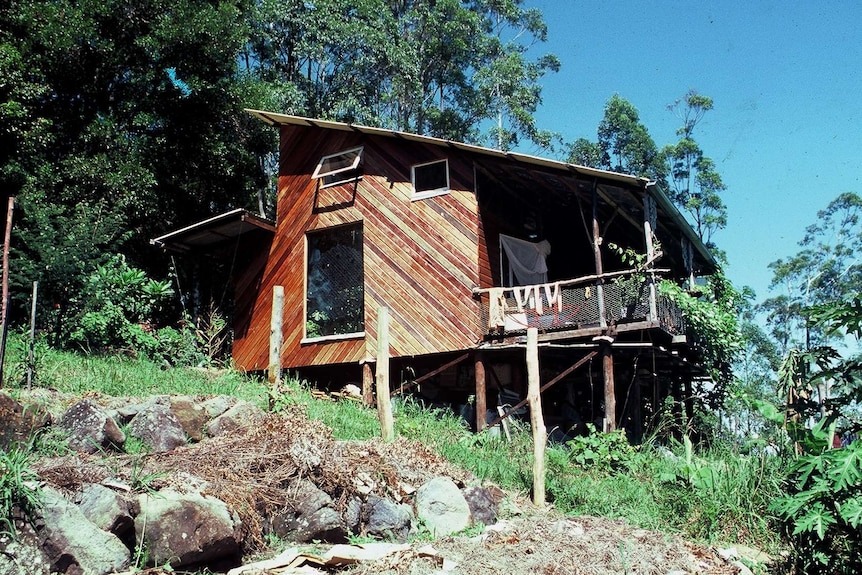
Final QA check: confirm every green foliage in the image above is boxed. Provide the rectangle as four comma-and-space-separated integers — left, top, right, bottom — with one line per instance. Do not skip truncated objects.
67, 254, 174, 355
245, 0, 558, 150
759, 294, 862, 573
565, 424, 635, 473
0, 445, 41, 537
761, 192, 862, 353
567, 95, 666, 184
658, 273, 743, 403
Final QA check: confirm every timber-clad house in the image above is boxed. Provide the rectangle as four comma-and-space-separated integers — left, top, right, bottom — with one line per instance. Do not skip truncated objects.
153, 110, 717, 443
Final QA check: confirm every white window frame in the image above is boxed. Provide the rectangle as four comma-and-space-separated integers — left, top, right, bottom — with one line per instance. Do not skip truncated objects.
411, 159, 450, 200
312, 146, 363, 188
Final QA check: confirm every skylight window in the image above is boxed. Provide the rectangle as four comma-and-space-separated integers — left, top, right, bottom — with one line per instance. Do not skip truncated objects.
312, 147, 363, 187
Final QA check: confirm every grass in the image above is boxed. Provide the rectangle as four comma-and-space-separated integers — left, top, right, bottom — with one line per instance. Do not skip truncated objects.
4, 339, 785, 555
3, 334, 268, 405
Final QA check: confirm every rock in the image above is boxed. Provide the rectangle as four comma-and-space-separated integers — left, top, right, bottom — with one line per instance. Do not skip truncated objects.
269, 480, 347, 544
135, 489, 242, 569
343, 496, 363, 533
75, 483, 133, 536
201, 395, 238, 419
461, 486, 499, 526
0, 392, 50, 451
39, 487, 131, 575
205, 400, 265, 438
169, 396, 207, 442
0, 517, 51, 575
362, 495, 414, 543
58, 400, 125, 454
126, 397, 187, 452
415, 477, 472, 537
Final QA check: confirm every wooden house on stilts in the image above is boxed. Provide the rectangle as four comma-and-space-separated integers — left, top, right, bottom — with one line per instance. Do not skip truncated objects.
153, 111, 718, 443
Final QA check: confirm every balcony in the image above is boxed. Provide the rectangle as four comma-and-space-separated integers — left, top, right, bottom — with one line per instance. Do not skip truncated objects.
475, 273, 687, 340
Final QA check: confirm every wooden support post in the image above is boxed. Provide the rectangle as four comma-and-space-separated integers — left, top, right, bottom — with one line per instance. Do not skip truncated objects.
643, 195, 658, 322
474, 351, 486, 432
0, 196, 14, 386
632, 377, 643, 444
361, 361, 374, 406
597, 336, 616, 432
526, 328, 546, 507
268, 285, 284, 387
591, 182, 607, 328
376, 307, 394, 442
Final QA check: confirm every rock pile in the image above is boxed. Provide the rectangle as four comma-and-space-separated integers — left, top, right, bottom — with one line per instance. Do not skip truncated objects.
0, 391, 500, 575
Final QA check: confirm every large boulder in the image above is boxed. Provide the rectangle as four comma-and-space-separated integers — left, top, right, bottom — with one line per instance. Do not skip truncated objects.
126, 397, 187, 452
168, 396, 208, 442
461, 486, 500, 527
39, 487, 131, 575
269, 480, 347, 544
0, 392, 50, 451
205, 400, 265, 438
75, 483, 133, 537
134, 489, 242, 569
414, 477, 472, 537
362, 495, 414, 543
58, 400, 125, 454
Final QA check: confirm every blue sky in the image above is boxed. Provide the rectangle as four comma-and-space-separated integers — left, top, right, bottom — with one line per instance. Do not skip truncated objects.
524, 0, 862, 301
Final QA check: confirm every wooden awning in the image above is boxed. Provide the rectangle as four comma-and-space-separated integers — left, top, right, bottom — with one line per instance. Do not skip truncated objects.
150, 208, 275, 254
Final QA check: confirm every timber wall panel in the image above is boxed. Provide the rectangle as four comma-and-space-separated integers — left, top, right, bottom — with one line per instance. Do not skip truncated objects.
232, 124, 483, 371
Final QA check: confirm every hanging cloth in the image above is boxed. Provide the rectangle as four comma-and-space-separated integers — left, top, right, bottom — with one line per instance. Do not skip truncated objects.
500, 235, 551, 286
488, 287, 508, 329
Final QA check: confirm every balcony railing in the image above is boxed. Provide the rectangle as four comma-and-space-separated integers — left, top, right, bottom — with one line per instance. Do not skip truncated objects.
475, 273, 686, 338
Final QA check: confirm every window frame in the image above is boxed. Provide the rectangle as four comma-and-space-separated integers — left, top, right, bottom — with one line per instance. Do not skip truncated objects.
302, 222, 365, 343
311, 146, 364, 189
410, 158, 450, 200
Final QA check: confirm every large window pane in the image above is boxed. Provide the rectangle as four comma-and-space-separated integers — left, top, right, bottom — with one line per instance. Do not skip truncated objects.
306, 224, 364, 338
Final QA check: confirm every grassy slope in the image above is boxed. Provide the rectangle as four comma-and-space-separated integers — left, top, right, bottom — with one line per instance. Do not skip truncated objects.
4, 340, 785, 554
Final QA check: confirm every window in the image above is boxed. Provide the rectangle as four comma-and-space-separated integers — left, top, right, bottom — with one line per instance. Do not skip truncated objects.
411, 159, 449, 200
305, 223, 364, 339
312, 147, 363, 188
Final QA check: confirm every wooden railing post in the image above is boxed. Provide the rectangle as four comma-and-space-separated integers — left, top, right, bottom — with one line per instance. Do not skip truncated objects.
526, 328, 546, 506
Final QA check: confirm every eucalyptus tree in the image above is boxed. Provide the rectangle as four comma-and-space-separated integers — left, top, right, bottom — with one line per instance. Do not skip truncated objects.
762, 192, 862, 353
662, 90, 727, 246
244, 0, 559, 149
565, 95, 666, 184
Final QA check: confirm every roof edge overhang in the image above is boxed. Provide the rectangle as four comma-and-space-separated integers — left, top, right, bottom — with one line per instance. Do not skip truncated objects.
644, 181, 718, 274
245, 109, 647, 188
151, 208, 275, 254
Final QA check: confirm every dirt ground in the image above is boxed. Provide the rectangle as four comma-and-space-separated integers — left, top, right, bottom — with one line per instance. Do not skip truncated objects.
33, 402, 750, 575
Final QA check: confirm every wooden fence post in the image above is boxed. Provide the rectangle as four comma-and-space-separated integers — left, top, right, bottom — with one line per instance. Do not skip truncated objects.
526, 327, 546, 506
376, 307, 394, 442
26, 281, 37, 389
268, 285, 284, 388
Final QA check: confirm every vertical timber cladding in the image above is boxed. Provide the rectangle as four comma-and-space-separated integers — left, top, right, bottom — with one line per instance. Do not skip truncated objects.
232, 123, 484, 372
